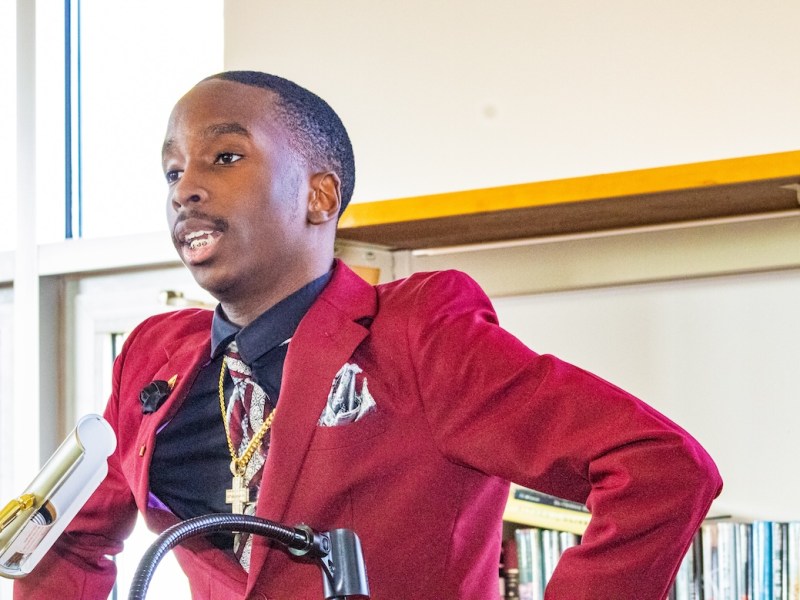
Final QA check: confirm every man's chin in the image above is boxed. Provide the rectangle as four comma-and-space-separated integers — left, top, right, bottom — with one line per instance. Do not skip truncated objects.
183, 264, 233, 303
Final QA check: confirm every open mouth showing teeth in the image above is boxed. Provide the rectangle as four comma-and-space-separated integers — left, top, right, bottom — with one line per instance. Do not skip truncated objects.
185, 230, 216, 250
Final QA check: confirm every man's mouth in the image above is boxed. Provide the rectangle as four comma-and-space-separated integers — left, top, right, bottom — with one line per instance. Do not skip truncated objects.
184, 230, 217, 250
176, 226, 224, 265
172, 214, 228, 266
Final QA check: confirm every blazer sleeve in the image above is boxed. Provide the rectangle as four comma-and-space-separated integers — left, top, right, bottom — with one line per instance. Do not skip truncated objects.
14, 330, 142, 599
407, 270, 723, 600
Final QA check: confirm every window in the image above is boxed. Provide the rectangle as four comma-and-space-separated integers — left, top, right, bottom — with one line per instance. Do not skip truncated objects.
0, 2, 16, 252
72, 0, 224, 241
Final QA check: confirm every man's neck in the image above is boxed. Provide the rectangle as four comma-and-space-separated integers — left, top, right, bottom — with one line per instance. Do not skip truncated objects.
219, 263, 334, 327
221, 297, 282, 328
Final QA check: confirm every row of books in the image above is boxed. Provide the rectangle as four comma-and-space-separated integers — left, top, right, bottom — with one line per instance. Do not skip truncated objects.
499, 485, 800, 600
672, 520, 800, 600
506, 527, 580, 600
500, 485, 589, 599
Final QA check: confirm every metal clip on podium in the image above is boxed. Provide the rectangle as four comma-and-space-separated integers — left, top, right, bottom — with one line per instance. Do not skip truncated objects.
128, 515, 370, 600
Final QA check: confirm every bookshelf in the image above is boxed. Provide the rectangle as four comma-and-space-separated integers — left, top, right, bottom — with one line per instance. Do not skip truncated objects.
499, 486, 800, 600
337, 150, 800, 250
500, 486, 590, 599
673, 519, 800, 600
500, 483, 591, 600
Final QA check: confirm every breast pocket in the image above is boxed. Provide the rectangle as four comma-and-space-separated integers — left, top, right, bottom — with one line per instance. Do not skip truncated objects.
307, 410, 388, 451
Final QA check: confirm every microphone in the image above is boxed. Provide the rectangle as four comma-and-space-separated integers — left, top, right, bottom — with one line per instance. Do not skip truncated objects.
0, 414, 116, 578
128, 516, 370, 599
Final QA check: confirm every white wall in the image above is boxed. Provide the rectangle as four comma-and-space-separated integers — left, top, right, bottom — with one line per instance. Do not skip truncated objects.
493, 267, 800, 522
224, 0, 800, 203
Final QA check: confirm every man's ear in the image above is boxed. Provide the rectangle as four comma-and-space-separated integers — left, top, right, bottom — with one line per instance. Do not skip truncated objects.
308, 171, 341, 224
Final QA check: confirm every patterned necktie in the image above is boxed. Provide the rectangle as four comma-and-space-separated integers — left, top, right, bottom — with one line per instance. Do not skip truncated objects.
224, 340, 273, 571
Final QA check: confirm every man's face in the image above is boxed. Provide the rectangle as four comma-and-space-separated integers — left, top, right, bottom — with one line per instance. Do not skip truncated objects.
162, 79, 310, 305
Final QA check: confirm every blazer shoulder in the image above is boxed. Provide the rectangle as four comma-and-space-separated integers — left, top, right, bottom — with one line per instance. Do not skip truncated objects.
377, 269, 491, 308
123, 308, 213, 353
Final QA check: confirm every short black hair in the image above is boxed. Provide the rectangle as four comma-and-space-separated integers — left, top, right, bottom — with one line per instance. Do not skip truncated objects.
207, 70, 356, 215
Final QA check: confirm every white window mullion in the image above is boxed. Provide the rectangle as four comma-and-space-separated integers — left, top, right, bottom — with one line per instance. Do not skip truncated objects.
13, 0, 40, 489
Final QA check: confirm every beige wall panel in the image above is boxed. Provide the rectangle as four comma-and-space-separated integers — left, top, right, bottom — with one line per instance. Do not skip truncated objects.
225, 1, 800, 204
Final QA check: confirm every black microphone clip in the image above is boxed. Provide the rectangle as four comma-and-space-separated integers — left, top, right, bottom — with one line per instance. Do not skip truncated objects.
139, 375, 178, 414
289, 525, 370, 599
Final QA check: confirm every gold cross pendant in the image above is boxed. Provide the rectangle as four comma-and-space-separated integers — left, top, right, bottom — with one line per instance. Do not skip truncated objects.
226, 474, 251, 514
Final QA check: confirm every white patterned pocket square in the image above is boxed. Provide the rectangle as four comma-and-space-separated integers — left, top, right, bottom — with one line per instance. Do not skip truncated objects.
318, 363, 377, 426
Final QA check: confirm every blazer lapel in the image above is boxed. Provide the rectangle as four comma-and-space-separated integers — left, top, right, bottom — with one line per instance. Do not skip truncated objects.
246, 262, 377, 590
134, 324, 251, 587
131, 326, 211, 511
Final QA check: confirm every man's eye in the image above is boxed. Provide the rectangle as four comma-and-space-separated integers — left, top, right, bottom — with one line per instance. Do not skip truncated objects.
215, 152, 243, 165
165, 170, 182, 184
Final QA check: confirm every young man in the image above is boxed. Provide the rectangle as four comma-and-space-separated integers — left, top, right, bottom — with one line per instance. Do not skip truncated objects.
15, 71, 722, 599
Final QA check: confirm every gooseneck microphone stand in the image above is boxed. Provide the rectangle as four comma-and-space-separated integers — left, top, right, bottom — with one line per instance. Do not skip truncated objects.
127, 514, 369, 600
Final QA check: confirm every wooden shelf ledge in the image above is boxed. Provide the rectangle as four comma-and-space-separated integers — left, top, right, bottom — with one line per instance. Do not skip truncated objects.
336, 150, 800, 250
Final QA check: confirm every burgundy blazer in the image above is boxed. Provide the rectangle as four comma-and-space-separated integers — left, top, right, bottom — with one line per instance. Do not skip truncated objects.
15, 261, 722, 599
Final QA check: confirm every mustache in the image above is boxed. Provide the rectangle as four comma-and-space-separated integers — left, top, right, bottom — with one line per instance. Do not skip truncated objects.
171, 210, 229, 239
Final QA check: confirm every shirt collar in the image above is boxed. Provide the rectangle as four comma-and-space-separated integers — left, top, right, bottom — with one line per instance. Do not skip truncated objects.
210, 270, 333, 362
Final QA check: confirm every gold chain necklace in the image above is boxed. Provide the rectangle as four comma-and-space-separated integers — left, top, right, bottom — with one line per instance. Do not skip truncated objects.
218, 356, 276, 513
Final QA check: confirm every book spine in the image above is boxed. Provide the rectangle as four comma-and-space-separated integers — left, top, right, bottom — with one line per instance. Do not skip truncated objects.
541, 529, 560, 586
704, 522, 721, 600
773, 522, 786, 600
736, 522, 753, 600
753, 521, 773, 600
502, 537, 520, 600
530, 529, 545, 600
717, 522, 736, 600
558, 531, 579, 554
516, 528, 533, 600
673, 542, 692, 600
787, 523, 800, 600
783, 523, 790, 600
690, 530, 704, 600
504, 569, 520, 599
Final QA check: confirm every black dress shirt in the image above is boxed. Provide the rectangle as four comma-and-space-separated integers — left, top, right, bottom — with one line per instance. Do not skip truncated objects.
149, 272, 332, 547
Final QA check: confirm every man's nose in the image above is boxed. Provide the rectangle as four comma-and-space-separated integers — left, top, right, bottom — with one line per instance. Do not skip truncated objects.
170, 166, 208, 210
